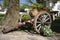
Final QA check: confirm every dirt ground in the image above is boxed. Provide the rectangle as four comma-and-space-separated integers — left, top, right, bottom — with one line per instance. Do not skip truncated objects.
0, 29, 60, 40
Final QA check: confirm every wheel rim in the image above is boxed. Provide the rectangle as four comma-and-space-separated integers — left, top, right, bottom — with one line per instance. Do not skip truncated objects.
34, 12, 52, 33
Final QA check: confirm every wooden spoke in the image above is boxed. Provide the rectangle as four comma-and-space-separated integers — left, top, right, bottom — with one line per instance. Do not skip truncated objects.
36, 24, 41, 28
37, 21, 41, 23
44, 22, 51, 24
43, 18, 50, 23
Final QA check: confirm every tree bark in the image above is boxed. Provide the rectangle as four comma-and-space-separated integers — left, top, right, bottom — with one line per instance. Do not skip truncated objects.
1, 0, 20, 33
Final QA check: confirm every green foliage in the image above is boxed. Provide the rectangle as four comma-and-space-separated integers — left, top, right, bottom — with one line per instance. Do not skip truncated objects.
51, 0, 59, 3
21, 4, 28, 9
47, 6, 52, 10
0, 14, 4, 17
57, 16, 60, 20
0, 14, 4, 20
32, 3, 45, 9
3, 0, 10, 9
40, 26, 54, 36
0, 17, 2, 20
21, 14, 31, 21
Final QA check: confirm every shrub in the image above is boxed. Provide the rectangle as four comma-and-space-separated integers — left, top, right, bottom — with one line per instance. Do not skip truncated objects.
21, 4, 28, 9
0, 14, 4, 17
32, 3, 45, 9
40, 26, 54, 36
21, 14, 31, 22
0, 14, 4, 20
57, 16, 60, 20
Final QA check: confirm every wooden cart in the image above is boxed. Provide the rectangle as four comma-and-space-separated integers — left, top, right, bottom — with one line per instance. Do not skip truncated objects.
28, 9, 52, 33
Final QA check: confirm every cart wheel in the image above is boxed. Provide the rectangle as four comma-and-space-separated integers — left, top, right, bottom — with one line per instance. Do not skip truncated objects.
34, 11, 52, 33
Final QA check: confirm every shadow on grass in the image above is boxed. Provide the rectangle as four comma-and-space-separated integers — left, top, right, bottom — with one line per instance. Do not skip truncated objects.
51, 17, 60, 33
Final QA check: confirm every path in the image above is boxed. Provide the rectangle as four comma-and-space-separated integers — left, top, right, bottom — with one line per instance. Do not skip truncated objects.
0, 30, 60, 40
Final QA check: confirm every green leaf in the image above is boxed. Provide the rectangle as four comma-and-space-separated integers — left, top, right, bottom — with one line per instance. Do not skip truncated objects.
21, 14, 31, 21
40, 26, 54, 36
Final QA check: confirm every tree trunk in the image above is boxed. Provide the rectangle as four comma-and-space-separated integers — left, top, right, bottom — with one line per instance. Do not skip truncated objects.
1, 0, 20, 33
